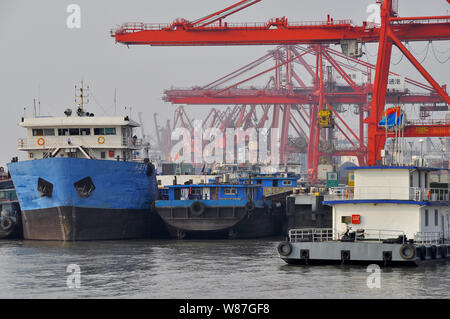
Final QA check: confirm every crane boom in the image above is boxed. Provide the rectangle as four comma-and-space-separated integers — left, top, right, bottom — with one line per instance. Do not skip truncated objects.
112, 16, 450, 46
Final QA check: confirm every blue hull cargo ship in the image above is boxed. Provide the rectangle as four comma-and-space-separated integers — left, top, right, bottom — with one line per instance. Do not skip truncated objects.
7, 82, 160, 241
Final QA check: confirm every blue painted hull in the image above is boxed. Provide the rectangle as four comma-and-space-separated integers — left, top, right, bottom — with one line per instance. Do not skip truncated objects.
7, 158, 161, 240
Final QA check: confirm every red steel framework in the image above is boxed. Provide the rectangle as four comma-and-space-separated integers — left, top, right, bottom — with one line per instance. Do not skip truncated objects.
163, 45, 448, 180
112, 0, 450, 181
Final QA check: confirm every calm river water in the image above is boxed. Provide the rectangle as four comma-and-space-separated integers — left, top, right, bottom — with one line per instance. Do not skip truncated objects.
0, 237, 449, 298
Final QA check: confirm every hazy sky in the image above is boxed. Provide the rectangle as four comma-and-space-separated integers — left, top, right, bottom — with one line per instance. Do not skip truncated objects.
0, 0, 449, 166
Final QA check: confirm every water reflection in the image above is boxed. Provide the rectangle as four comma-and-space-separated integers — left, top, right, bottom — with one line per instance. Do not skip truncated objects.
0, 238, 448, 298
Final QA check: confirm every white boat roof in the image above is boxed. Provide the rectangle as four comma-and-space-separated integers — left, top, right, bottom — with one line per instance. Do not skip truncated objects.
20, 116, 140, 128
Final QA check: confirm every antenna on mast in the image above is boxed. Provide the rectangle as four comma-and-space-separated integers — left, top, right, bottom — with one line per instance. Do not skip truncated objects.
75, 80, 90, 116
38, 84, 41, 116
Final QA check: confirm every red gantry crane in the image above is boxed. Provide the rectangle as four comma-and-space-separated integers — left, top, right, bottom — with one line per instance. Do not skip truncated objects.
164, 45, 447, 172
112, 0, 450, 181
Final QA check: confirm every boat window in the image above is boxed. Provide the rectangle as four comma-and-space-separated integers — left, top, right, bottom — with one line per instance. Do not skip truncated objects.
192, 188, 202, 195
32, 129, 44, 136
43, 129, 55, 136
224, 188, 237, 195
425, 173, 428, 189
58, 128, 69, 136
69, 128, 80, 136
94, 128, 105, 135
435, 209, 438, 226
425, 209, 429, 226
418, 172, 421, 188
80, 128, 90, 136
94, 128, 116, 135
105, 128, 116, 135
282, 180, 292, 186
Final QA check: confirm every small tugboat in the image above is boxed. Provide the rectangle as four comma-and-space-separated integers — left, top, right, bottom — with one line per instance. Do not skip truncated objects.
0, 168, 22, 239
7, 82, 160, 241
155, 182, 282, 239
278, 165, 449, 266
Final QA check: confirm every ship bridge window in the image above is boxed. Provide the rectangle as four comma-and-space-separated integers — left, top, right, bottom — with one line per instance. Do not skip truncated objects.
105, 128, 116, 135
58, 128, 69, 136
33, 129, 55, 136
94, 128, 116, 135
94, 128, 104, 135
32, 129, 43, 136
44, 129, 55, 136
80, 128, 90, 135
69, 128, 80, 136
224, 188, 237, 195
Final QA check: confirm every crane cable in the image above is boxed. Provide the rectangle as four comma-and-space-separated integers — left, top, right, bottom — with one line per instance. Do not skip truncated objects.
392, 48, 404, 65
406, 41, 430, 64
431, 42, 450, 64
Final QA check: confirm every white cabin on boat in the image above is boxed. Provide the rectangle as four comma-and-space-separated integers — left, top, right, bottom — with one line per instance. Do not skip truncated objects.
17, 115, 142, 161
324, 166, 450, 244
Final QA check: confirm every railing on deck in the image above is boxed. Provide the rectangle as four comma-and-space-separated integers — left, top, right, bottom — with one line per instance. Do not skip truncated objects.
113, 19, 355, 34
122, 137, 143, 148
289, 228, 333, 243
414, 231, 448, 245
328, 186, 449, 202
350, 229, 406, 243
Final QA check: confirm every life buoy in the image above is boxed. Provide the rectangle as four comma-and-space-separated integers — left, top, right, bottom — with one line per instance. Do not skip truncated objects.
426, 190, 431, 200
19, 139, 24, 147
277, 241, 292, 256
37, 138, 45, 146
345, 188, 349, 198
1, 217, 14, 231
97, 136, 105, 144
189, 201, 205, 217
399, 244, 415, 260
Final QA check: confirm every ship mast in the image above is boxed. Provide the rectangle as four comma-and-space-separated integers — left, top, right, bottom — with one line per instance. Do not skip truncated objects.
75, 80, 90, 116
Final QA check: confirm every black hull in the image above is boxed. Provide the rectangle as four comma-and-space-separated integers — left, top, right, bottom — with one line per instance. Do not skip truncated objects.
157, 205, 283, 239
21, 206, 167, 241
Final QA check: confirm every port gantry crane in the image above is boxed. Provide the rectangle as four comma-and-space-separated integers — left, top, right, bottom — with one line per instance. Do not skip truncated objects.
163, 45, 447, 170
112, 0, 450, 181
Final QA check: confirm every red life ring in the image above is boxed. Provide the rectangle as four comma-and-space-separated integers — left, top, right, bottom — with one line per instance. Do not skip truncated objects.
37, 138, 45, 146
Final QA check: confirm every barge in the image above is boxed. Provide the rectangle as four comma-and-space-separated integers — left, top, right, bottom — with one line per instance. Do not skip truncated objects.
155, 183, 283, 239
278, 166, 449, 266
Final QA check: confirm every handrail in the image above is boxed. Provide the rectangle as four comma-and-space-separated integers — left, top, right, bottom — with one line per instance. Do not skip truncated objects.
112, 19, 354, 34
414, 231, 447, 244
289, 228, 333, 242
352, 229, 406, 243
328, 186, 449, 202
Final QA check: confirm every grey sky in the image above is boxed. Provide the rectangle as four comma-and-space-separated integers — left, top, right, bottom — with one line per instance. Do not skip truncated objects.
0, 0, 449, 166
